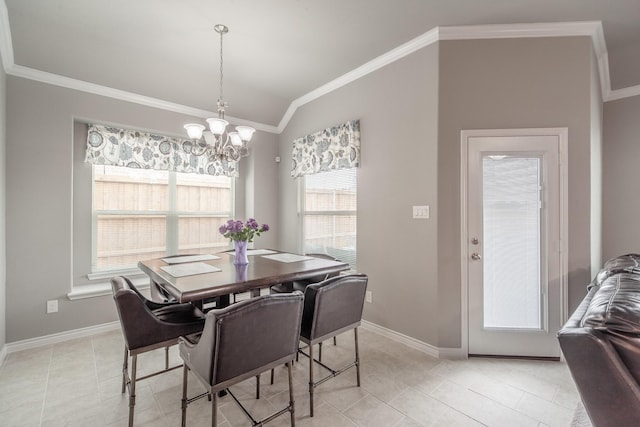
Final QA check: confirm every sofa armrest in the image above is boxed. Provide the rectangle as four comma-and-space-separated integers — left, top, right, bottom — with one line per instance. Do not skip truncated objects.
559, 323, 640, 426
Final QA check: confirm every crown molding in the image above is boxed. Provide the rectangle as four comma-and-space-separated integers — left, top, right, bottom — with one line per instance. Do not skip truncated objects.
607, 84, 640, 102
0, 9, 638, 135
6, 64, 278, 133
0, 0, 14, 72
278, 21, 622, 131
438, 21, 602, 40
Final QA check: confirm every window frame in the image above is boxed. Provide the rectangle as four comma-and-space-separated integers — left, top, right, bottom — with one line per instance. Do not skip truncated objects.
89, 165, 235, 277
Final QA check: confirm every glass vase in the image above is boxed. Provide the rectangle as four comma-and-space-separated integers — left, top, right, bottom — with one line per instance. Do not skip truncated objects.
233, 240, 249, 265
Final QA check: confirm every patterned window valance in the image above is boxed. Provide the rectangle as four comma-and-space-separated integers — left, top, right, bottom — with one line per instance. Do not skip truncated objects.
291, 119, 360, 178
84, 124, 238, 177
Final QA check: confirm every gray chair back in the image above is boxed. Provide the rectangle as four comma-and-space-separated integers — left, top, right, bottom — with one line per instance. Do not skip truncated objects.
186, 292, 304, 387
111, 276, 204, 353
302, 274, 368, 343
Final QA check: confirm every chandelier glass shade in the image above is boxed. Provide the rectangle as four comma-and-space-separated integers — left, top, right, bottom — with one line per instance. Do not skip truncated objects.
184, 24, 255, 162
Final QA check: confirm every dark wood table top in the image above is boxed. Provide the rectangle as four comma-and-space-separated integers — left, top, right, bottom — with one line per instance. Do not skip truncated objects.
138, 250, 350, 303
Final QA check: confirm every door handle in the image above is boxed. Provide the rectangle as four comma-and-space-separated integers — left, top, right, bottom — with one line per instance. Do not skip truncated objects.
471, 253, 481, 260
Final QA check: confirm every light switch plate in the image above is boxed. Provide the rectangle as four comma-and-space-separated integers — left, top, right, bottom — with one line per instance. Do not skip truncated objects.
412, 205, 429, 219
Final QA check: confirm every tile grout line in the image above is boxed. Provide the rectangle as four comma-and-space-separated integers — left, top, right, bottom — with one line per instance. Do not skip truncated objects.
39, 345, 54, 427
90, 335, 102, 406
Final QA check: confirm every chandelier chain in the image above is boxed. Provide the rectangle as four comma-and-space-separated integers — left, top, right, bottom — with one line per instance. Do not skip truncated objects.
219, 28, 224, 104
183, 24, 255, 163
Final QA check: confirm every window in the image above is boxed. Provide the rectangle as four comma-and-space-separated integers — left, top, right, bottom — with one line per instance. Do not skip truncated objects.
92, 165, 233, 272
302, 168, 357, 268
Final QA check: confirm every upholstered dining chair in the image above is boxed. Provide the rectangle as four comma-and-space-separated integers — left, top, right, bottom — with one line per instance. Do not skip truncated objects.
270, 253, 341, 294
270, 253, 342, 353
298, 273, 368, 417
111, 276, 206, 427
179, 292, 304, 427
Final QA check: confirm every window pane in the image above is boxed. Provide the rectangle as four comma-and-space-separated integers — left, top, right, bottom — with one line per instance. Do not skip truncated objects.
176, 172, 232, 212
94, 165, 168, 211
178, 216, 231, 254
303, 214, 357, 267
303, 168, 357, 268
305, 169, 357, 210
96, 214, 166, 268
482, 156, 542, 329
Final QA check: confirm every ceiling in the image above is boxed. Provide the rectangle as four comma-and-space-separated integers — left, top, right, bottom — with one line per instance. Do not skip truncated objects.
3, 0, 640, 129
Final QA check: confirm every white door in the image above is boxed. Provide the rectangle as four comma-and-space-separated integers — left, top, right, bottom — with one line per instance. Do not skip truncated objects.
463, 129, 566, 358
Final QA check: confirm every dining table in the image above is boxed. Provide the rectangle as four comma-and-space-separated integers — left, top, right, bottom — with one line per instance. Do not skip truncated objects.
138, 249, 350, 308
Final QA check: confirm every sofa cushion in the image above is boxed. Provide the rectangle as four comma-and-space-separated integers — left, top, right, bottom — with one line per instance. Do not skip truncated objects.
582, 272, 640, 334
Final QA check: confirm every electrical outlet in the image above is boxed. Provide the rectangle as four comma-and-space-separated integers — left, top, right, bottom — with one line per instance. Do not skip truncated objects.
46, 299, 58, 314
365, 291, 372, 303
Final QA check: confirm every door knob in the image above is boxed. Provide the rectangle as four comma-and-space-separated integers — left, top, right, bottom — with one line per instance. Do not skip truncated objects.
471, 237, 479, 245
471, 253, 481, 260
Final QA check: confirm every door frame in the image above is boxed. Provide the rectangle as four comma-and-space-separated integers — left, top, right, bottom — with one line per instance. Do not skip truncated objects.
460, 128, 569, 358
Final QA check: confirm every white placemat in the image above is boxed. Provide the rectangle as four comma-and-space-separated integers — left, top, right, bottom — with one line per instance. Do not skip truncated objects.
160, 262, 221, 277
261, 253, 313, 263
161, 254, 220, 264
246, 249, 277, 256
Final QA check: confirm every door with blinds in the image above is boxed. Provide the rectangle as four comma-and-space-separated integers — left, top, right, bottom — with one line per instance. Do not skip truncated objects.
463, 129, 566, 358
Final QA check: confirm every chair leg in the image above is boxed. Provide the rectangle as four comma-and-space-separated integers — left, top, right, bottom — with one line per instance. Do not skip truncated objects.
181, 365, 189, 427
355, 327, 361, 387
211, 391, 218, 427
165, 346, 170, 370
333, 336, 337, 346
256, 374, 260, 399
270, 368, 275, 385
128, 355, 137, 427
287, 362, 296, 427
121, 346, 128, 394
308, 343, 315, 417
318, 342, 322, 362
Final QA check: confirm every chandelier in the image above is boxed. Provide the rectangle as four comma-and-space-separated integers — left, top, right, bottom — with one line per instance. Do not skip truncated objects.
184, 24, 255, 162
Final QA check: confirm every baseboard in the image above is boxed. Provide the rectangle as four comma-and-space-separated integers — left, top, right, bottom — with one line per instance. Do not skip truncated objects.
5, 321, 121, 354
361, 320, 465, 359
0, 343, 7, 367
2, 318, 465, 361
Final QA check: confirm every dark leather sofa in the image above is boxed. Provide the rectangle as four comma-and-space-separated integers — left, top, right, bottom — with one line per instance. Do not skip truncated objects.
558, 254, 640, 427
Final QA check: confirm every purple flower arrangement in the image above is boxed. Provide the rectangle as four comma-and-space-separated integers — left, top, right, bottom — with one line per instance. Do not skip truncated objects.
219, 218, 269, 242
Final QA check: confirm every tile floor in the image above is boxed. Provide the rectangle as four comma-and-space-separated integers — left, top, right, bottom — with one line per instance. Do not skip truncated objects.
0, 327, 580, 426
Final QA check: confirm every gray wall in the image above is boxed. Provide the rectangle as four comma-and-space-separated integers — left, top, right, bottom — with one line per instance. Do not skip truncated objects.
6, 76, 279, 342
602, 95, 640, 260
0, 56, 6, 350
437, 37, 594, 347
279, 45, 441, 344
279, 37, 596, 350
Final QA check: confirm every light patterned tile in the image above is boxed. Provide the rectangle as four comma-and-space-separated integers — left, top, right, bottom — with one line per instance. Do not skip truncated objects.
0, 400, 43, 427
361, 371, 410, 403
343, 394, 404, 427
430, 380, 538, 427
516, 392, 574, 427
294, 401, 358, 426
389, 387, 465, 425
0, 327, 582, 427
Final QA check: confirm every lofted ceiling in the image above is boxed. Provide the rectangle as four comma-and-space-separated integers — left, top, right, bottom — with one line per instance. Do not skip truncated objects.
2, 0, 640, 130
